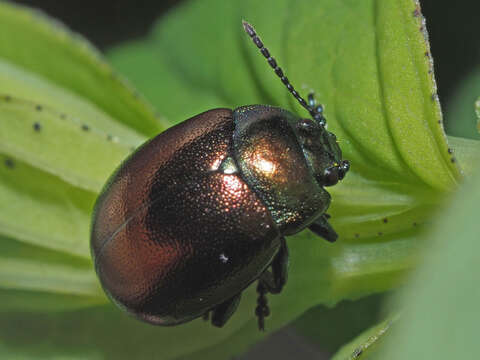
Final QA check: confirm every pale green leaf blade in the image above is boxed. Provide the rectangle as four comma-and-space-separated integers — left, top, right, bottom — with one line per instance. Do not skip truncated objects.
0, 59, 145, 146
0, 235, 105, 312
0, 154, 95, 257
0, 1, 166, 136
0, 95, 135, 192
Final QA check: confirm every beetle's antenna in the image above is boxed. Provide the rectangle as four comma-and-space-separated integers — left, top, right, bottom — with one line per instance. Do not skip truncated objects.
242, 20, 325, 124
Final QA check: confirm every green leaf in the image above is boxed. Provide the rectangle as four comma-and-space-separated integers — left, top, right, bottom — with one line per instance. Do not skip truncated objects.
0, 58, 145, 147
0, 1, 166, 136
0, 0, 466, 358
0, 235, 104, 312
0, 153, 96, 257
0, 96, 135, 193
374, 163, 480, 359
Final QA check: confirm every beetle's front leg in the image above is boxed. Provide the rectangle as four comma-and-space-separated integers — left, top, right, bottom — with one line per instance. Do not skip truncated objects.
309, 213, 338, 242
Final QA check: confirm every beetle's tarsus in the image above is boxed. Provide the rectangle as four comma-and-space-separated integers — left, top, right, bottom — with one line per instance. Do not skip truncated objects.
255, 282, 270, 331
211, 293, 242, 328
309, 214, 338, 242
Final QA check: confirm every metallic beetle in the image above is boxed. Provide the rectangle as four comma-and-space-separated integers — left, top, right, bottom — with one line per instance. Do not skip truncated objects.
91, 21, 349, 331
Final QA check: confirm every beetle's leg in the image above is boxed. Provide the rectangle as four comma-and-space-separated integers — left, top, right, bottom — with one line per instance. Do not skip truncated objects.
259, 237, 289, 294
254, 238, 288, 331
255, 281, 270, 331
211, 293, 242, 328
309, 213, 338, 242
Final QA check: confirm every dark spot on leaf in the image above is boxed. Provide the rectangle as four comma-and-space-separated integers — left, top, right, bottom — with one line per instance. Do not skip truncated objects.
354, 233, 359, 238
447, 148, 453, 154
35, 104, 42, 111
425, 51, 430, 57
33, 122, 42, 132
413, 222, 418, 227
106, 134, 113, 141
413, 8, 420, 17
378, 232, 383, 236
353, 347, 363, 358
4, 158, 14, 169
451, 157, 456, 163
437, 120, 442, 124
383, 218, 388, 223
4, 95, 11, 102
60, 113, 67, 120
81, 124, 90, 132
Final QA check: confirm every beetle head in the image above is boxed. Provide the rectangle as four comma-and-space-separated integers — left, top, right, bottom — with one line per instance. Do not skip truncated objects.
295, 117, 350, 187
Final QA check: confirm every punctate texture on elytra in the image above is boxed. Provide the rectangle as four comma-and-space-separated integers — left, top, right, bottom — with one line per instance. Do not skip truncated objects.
91, 103, 348, 329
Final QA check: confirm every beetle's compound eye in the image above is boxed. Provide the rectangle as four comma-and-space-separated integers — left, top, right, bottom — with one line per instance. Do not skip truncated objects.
338, 160, 350, 180
297, 118, 317, 135
323, 166, 340, 186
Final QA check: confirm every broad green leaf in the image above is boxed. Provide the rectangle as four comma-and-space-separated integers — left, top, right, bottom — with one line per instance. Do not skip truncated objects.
375, 164, 480, 359
445, 68, 480, 139
0, 235, 104, 312
0, 59, 145, 147
0, 153, 96, 257
0, 96, 135, 192
0, 1, 166, 135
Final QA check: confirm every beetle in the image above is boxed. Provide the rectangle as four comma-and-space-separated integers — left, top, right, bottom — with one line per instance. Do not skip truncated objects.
90, 21, 349, 331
